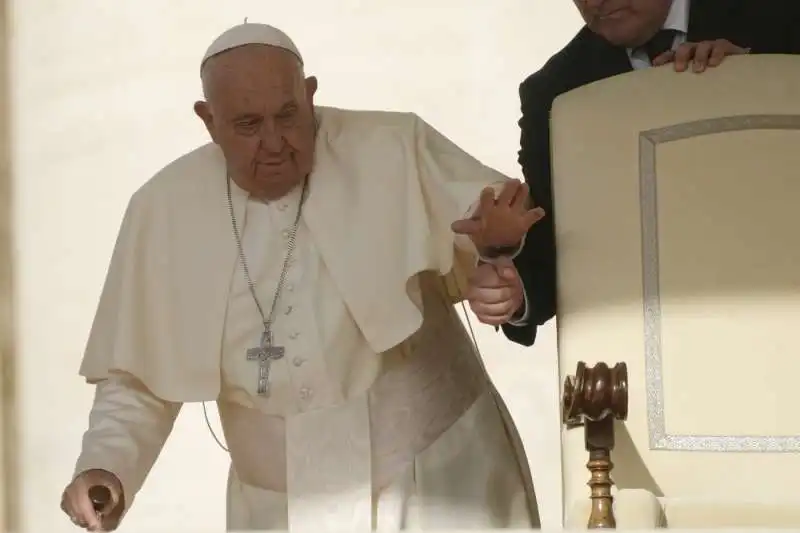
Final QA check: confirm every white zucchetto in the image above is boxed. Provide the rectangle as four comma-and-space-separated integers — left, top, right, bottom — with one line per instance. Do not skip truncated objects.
200, 22, 304, 71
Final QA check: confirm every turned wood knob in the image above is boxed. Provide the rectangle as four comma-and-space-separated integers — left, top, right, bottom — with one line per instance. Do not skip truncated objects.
88, 485, 112, 514
563, 361, 628, 427
562, 361, 629, 529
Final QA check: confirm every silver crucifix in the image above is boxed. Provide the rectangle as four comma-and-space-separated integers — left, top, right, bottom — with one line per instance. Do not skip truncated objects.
246, 329, 285, 395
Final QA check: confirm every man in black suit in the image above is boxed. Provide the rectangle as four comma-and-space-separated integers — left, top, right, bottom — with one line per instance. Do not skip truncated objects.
462, 0, 800, 346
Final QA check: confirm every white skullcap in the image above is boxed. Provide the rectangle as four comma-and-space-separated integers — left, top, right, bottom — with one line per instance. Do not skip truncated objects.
200, 22, 304, 71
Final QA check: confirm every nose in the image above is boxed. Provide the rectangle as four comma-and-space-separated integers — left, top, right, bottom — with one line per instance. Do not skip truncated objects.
258, 120, 284, 153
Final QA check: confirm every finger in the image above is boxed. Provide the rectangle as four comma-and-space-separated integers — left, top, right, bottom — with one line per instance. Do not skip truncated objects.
70, 514, 88, 528
451, 218, 482, 235
466, 275, 507, 296
706, 40, 730, 67
63, 487, 80, 514
479, 187, 496, 214
73, 493, 101, 531
467, 287, 514, 305
475, 311, 514, 326
500, 266, 520, 283
492, 256, 513, 268
472, 304, 516, 325
521, 207, 545, 230
468, 265, 501, 289
691, 41, 713, 72
482, 260, 518, 287
475, 314, 512, 326
673, 43, 694, 72
487, 256, 516, 280
62, 496, 88, 529
511, 182, 530, 211
651, 50, 674, 66
494, 257, 519, 278
86, 514, 102, 531
497, 181, 519, 205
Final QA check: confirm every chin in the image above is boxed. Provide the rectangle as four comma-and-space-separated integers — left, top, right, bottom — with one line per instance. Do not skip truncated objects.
258, 175, 305, 199
591, 19, 646, 47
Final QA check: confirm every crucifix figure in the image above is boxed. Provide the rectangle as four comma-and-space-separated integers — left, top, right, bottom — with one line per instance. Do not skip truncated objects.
246, 329, 285, 395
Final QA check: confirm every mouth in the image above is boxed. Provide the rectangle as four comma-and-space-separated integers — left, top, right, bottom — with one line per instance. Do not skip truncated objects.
256, 159, 289, 168
597, 8, 627, 20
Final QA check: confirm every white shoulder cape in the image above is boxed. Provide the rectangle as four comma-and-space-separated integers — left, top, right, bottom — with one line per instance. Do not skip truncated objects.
79, 106, 509, 401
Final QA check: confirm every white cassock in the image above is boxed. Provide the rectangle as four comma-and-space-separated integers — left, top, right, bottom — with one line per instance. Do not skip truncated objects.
74, 106, 539, 531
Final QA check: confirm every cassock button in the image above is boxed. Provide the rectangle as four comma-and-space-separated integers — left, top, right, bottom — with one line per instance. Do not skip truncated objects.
292, 357, 305, 367
287, 284, 294, 292
299, 387, 312, 400
289, 332, 299, 339
281, 229, 290, 239
277, 203, 288, 211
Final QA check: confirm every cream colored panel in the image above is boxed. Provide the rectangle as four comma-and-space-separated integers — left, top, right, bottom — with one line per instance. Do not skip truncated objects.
551, 54, 800, 505
656, 129, 800, 437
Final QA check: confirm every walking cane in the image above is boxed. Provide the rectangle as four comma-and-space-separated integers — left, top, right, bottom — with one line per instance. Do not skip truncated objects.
88, 485, 112, 520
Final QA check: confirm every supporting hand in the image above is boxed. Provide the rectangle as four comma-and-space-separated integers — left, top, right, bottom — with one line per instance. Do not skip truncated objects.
467, 257, 524, 326
653, 39, 749, 72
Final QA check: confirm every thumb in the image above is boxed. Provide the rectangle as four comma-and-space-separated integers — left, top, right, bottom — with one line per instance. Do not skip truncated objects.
492, 257, 516, 280
451, 218, 481, 236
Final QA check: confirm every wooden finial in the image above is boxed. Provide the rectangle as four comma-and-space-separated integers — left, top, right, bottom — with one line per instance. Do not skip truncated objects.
563, 361, 629, 528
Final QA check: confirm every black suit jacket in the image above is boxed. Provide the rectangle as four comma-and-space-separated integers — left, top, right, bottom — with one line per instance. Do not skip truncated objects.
504, 0, 800, 346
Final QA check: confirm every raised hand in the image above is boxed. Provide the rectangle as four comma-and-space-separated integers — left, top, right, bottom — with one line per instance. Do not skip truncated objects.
451, 180, 545, 252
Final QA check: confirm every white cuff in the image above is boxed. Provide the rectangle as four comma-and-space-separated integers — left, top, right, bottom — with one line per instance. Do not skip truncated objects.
478, 233, 527, 265
505, 280, 530, 327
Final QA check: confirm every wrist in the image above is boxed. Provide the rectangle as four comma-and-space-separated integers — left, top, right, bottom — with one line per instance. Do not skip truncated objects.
478, 238, 525, 263
479, 244, 520, 258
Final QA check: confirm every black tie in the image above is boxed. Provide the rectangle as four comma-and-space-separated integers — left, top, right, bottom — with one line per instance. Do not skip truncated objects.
642, 29, 677, 62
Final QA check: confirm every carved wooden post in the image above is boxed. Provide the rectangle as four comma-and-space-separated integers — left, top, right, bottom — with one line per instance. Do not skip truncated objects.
563, 361, 628, 529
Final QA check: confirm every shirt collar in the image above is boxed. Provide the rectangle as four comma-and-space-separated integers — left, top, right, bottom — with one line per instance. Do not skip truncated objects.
663, 0, 690, 34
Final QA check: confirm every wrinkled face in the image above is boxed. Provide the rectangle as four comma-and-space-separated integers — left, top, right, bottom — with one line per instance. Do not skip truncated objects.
194, 45, 318, 200
573, 0, 672, 47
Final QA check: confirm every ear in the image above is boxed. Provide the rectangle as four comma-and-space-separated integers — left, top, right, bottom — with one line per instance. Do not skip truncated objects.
193, 100, 218, 143
304, 76, 318, 104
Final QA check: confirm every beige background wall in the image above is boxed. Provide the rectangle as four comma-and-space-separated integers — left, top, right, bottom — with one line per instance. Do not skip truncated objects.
7, 1, 583, 531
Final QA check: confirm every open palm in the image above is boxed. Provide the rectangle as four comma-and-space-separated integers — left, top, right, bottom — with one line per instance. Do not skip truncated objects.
451, 180, 545, 250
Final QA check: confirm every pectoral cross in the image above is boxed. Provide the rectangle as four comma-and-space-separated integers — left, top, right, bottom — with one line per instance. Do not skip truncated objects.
246, 329, 285, 395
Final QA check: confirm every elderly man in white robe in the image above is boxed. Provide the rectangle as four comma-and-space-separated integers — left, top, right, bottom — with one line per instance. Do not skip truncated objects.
60, 22, 544, 532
